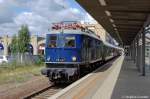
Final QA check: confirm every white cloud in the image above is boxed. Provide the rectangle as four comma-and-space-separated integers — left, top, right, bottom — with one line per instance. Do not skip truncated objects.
71, 8, 80, 14
14, 12, 49, 26
0, 23, 18, 36
14, 12, 50, 35
0, 0, 96, 36
0, 0, 3, 3
85, 13, 97, 23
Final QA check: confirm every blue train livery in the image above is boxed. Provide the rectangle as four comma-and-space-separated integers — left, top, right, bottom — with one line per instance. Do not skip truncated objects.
41, 22, 123, 83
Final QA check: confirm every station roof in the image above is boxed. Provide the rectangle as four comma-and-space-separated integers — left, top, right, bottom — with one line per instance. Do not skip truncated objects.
76, 0, 150, 45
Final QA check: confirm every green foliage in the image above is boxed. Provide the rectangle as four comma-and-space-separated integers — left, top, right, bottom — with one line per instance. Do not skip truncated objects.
10, 35, 18, 54
18, 25, 30, 53
34, 56, 45, 65
10, 25, 30, 54
0, 64, 44, 85
9, 25, 31, 64
10, 25, 31, 54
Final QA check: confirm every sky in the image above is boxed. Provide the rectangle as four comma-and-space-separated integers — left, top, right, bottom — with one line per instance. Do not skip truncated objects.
0, 0, 96, 36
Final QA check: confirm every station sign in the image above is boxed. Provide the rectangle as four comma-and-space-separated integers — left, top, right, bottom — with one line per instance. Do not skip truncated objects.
51, 22, 82, 30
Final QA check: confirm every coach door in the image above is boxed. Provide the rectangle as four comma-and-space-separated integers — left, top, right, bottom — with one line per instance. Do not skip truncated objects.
81, 36, 91, 63
82, 37, 86, 62
85, 37, 91, 63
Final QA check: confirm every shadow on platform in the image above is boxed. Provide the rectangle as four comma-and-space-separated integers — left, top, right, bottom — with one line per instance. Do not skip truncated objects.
111, 57, 150, 99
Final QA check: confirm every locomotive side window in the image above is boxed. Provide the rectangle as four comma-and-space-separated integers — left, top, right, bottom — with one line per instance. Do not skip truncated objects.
65, 36, 75, 47
49, 35, 57, 48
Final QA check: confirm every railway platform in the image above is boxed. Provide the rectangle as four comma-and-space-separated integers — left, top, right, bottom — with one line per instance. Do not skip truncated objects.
49, 56, 123, 99
49, 56, 150, 99
111, 57, 150, 99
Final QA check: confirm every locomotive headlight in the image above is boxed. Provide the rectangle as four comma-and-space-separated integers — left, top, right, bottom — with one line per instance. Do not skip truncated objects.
72, 56, 77, 62
47, 57, 50, 61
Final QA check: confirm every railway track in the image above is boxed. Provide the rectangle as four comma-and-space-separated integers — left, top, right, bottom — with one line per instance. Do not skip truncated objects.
23, 83, 68, 99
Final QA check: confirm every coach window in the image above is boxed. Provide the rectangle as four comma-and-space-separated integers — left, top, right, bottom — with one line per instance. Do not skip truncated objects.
49, 35, 57, 47
65, 36, 75, 47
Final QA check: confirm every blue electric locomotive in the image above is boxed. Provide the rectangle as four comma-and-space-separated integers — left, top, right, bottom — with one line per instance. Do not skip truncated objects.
41, 23, 122, 82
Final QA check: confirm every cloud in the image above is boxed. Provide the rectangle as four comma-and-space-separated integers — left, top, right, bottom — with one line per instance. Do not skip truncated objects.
14, 12, 49, 35
0, 0, 4, 3
0, 2, 16, 23
0, 23, 18, 36
0, 0, 96, 36
85, 13, 97, 23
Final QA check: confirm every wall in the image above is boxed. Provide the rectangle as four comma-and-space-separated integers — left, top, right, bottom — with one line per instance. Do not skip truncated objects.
0, 35, 45, 56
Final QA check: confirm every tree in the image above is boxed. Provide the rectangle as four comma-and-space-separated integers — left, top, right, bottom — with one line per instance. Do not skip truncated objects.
18, 25, 30, 53
10, 25, 31, 64
10, 35, 18, 54
18, 25, 30, 63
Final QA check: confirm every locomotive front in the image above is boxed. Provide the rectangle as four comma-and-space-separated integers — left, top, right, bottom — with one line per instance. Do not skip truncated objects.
42, 33, 82, 82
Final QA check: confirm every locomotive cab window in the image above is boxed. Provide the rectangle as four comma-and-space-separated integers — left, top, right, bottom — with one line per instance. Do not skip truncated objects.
49, 35, 57, 48
65, 36, 75, 48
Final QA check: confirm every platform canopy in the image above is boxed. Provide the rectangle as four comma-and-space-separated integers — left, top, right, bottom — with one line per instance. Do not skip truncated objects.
76, 0, 150, 45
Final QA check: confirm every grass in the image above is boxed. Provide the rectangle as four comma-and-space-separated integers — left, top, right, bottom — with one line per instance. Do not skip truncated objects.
0, 64, 45, 85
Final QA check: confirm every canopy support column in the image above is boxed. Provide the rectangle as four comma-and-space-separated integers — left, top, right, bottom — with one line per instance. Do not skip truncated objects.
136, 35, 140, 71
142, 29, 145, 76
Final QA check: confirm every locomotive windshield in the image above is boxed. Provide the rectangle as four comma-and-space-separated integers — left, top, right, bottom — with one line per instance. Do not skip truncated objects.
48, 35, 75, 48
49, 35, 57, 48
65, 36, 75, 48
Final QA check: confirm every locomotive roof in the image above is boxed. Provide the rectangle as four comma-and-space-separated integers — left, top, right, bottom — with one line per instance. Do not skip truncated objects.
49, 29, 102, 41
48, 29, 122, 50
103, 41, 123, 50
